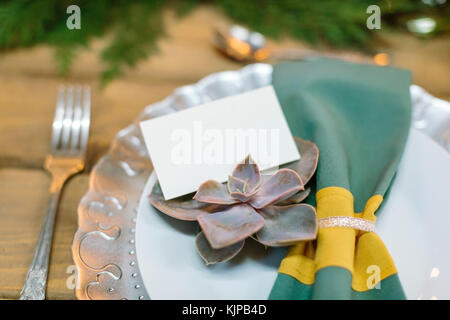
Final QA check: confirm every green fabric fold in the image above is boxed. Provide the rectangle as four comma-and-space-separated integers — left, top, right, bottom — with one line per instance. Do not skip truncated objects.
269, 59, 412, 300
270, 271, 406, 300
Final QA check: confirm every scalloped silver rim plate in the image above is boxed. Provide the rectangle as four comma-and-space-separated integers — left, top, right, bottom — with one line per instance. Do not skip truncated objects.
73, 63, 450, 300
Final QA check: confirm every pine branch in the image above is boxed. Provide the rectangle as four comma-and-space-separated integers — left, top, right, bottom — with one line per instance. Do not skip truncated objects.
100, 1, 165, 85
0, 0, 446, 86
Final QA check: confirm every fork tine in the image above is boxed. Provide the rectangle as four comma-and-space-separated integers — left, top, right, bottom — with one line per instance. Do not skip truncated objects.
60, 86, 74, 149
50, 86, 66, 151
70, 85, 83, 150
80, 86, 91, 152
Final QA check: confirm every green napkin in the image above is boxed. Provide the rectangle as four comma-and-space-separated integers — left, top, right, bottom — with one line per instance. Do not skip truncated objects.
269, 59, 412, 300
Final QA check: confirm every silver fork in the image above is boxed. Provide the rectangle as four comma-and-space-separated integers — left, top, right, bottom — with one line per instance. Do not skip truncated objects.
20, 85, 91, 300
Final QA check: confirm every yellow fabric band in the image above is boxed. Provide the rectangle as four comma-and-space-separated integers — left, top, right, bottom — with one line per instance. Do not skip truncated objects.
278, 186, 398, 292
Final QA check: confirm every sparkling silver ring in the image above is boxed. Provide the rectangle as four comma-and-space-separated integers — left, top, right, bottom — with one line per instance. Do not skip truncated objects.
318, 216, 376, 233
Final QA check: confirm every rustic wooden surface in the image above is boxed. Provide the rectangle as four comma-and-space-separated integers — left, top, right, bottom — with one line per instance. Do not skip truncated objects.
0, 6, 449, 300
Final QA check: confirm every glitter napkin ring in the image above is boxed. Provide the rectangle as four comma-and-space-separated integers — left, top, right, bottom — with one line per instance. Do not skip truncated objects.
318, 216, 376, 233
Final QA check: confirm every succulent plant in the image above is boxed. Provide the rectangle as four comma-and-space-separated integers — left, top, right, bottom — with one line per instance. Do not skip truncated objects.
149, 137, 319, 265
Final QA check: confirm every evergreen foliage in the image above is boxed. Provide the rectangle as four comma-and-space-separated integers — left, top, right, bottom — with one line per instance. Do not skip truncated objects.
0, 0, 447, 85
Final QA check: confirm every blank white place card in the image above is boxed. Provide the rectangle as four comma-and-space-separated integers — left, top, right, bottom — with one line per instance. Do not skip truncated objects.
139, 86, 300, 200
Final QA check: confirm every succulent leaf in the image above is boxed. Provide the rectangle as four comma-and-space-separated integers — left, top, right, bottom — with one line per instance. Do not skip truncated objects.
229, 188, 259, 203
256, 204, 318, 246
228, 174, 259, 202
249, 169, 304, 209
283, 138, 319, 185
276, 188, 311, 206
227, 175, 247, 193
197, 203, 265, 249
231, 154, 261, 193
195, 231, 244, 265
149, 182, 220, 221
193, 180, 239, 205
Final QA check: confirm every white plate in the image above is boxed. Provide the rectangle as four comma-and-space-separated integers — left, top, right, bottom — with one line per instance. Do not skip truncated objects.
136, 128, 450, 300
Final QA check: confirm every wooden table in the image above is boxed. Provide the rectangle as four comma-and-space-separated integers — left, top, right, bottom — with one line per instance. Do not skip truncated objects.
0, 6, 449, 300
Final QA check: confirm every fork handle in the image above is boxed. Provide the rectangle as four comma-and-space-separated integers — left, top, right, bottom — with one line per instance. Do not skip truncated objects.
19, 187, 62, 300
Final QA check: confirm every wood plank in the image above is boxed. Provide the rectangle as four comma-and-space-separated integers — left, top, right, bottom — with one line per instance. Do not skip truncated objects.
0, 168, 88, 299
